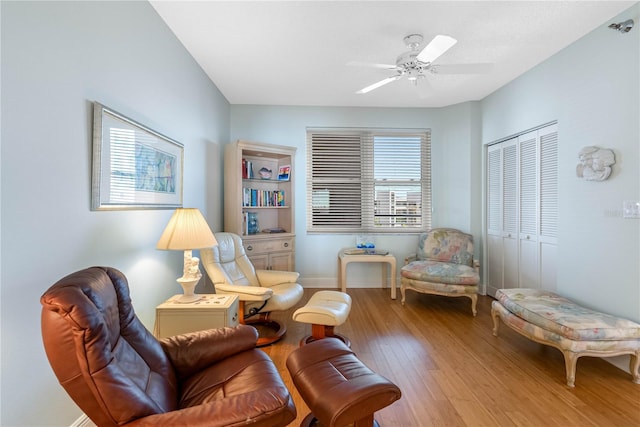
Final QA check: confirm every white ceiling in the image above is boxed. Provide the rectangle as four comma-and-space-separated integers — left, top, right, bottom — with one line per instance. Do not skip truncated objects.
150, 1, 636, 108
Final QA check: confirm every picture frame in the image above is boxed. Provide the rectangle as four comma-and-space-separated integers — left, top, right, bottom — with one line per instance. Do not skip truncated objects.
277, 164, 291, 181
91, 102, 183, 210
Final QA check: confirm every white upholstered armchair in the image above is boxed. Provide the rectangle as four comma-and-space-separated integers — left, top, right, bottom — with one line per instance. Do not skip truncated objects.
201, 232, 303, 346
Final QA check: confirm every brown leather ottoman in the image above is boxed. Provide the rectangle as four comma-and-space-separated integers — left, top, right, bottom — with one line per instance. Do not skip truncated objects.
286, 338, 401, 427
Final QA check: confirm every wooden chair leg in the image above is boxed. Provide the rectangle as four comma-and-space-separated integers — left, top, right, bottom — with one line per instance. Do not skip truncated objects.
300, 324, 351, 347
311, 324, 334, 340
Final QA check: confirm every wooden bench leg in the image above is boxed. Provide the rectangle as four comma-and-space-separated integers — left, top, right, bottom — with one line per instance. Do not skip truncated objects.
631, 352, 640, 384
491, 304, 500, 337
563, 350, 578, 388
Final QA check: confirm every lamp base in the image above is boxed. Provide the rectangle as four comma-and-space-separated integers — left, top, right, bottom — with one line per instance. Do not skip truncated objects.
175, 294, 203, 304
176, 276, 202, 304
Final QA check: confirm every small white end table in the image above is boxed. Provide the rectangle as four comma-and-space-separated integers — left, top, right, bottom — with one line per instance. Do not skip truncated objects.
154, 294, 239, 338
338, 249, 397, 299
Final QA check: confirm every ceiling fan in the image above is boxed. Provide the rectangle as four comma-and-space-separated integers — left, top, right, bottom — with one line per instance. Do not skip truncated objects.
350, 34, 493, 95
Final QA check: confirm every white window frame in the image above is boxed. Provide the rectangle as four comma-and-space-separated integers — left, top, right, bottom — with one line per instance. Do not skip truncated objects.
306, 128, 431, 234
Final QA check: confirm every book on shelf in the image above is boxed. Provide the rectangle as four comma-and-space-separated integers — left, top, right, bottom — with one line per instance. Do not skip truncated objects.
242, 158, 254, 179
242, 188, 286, 207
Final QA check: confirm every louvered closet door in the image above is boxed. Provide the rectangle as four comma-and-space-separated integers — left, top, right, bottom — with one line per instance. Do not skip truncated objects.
501, 139, 519, 289
486, 138, 518, 296
485, 123, 558, 296
486, 144, 504, 296
539, 124, 558, 291
518, 131, 539, 289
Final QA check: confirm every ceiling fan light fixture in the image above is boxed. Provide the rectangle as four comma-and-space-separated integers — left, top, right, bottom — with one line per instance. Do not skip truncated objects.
416, 35, 457, 63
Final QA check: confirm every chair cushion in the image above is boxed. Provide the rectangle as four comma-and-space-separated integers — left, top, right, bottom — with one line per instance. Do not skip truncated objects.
401, 260, 479, 285
496, 288, 640, 341
180, 349, 293, 410
293, 290, 352, 326
418, 228, 474, 266
258, 281, 304, 312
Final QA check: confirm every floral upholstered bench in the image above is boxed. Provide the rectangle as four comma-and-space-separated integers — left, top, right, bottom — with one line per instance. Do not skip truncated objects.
491, 288, 640, 387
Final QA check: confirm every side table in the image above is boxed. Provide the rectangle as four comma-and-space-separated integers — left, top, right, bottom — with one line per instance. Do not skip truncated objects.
154, 294, 239, 338
338, 249, 397, 299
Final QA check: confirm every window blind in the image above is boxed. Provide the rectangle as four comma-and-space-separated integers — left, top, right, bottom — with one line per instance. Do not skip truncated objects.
306, 128, 431, 233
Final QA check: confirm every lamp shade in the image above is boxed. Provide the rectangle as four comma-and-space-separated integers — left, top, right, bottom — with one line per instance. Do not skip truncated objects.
156, 208, 217, 250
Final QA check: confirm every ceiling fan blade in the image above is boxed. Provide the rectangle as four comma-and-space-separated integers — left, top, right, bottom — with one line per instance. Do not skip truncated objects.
356, 76, 401, 94
416, 35, 457, 64
431, 63, 494, 74
347, 61, 398, 70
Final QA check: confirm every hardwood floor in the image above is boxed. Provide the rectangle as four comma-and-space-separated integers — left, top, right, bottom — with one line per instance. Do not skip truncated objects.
261, 288, 640, 427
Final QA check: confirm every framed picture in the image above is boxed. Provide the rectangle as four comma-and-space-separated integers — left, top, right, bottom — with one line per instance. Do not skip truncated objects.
277, 164, 291, 181
91, 102, 183, 210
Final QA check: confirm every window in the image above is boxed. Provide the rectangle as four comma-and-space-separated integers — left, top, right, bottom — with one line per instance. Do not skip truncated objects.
306, 128, 431, 233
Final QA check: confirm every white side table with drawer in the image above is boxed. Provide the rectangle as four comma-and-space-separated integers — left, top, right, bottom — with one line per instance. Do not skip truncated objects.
154, 294, 239, 339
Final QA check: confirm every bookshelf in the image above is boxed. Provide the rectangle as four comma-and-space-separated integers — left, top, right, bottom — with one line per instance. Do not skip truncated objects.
224, 140, 296, 271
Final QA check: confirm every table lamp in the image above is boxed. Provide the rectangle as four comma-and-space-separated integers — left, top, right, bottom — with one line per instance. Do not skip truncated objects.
156, 208, 218, 303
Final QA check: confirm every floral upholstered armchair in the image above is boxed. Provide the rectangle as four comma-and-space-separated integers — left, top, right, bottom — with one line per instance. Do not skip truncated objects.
400, 228, 480, 316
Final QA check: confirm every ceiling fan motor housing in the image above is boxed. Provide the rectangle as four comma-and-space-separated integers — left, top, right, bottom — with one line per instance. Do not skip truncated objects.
396, 51, 430, 78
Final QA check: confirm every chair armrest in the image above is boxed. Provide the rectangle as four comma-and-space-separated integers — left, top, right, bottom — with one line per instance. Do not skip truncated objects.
126, 388, 291, 427
473, 258, 480, 271
160, 325, 258, 379
404, 254, 417, 265
215, 283, 273, 301
255, 269, 300, 286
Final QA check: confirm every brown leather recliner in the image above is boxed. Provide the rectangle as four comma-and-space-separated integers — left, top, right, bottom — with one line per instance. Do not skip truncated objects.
40, 266, 296, 427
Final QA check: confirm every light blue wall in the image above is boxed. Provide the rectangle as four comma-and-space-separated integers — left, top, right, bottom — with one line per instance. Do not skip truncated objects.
1, 1, 229, 425
229, 103, 483, 287
482, 4, 640, 321
2, 1, 638, 425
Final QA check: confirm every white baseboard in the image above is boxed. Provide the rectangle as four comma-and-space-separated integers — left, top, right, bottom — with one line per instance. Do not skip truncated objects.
71, 414, 94, 427
299, 277, 395, 289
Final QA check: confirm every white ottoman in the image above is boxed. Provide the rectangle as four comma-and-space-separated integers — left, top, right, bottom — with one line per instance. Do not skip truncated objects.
293, 290, 352, 347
